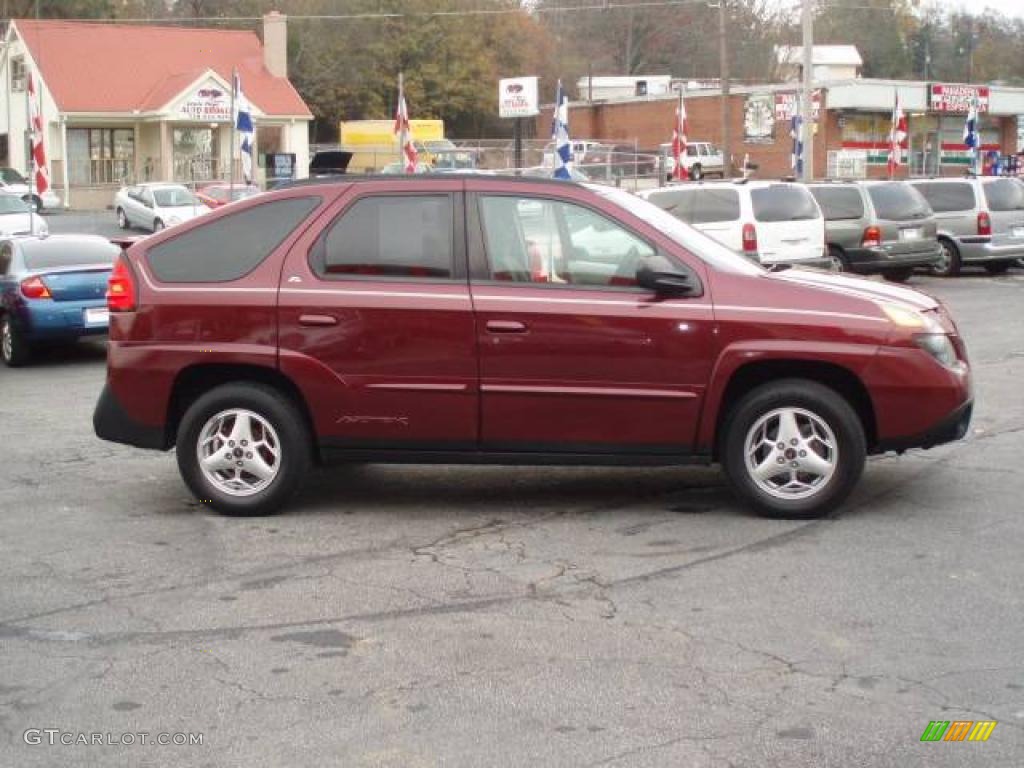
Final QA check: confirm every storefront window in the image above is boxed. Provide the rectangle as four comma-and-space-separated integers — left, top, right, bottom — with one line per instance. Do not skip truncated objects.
173, 127, 219, 182
67, 128, 134, 185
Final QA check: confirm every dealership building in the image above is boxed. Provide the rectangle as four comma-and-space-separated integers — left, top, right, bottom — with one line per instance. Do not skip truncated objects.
541, 66, 1024, 180
0, 14, 312, 209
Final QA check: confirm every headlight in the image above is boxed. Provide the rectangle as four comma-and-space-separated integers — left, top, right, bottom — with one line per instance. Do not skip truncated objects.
915, 333, 957, 367
880, 302, 927, 329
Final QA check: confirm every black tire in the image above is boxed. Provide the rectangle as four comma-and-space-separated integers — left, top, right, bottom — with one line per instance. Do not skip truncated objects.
152, 218, 165, 232
690, 163, 703, 181
984, 262, 1011, 275
176, 383, 311, 516
22, 194, 41, 212
932, 238, 961, 277
827, 245, 849, 273
117, 207, 129, 230
721, 379, 866, 519
1, 314, 30, 367
883, 268, 914, 283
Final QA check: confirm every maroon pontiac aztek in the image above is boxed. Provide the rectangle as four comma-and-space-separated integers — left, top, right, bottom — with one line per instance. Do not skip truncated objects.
94, 176, 972, 518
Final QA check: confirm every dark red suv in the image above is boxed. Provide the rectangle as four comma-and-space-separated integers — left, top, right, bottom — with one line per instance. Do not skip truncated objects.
94, 176, 972, 518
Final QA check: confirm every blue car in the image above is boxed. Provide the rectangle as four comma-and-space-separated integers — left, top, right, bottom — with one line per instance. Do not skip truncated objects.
1, 234, 120, 366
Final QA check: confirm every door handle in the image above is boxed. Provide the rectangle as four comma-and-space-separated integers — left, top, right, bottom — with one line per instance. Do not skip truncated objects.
299, 313, 338, 327
486, 320, 528, 334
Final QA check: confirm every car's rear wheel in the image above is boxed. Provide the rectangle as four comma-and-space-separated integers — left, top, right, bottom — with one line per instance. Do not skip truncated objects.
176, 383, 311, 516
883, 267, 914, 283
985, 262, 1011, 275
690, 163, 703, 181
827, 245, 848, 273
117, 207, 128, 229
932, 238, 961, 277
1, 315, 30, 367
721, 380, 866, 519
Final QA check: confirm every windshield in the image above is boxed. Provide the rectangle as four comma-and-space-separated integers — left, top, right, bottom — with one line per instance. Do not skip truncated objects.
752, 185, 820, 222
868, 182, 931, 220
0, 195, 30, 214
0, 168, 26, 184
589, 184, 763, 275
153, 187, 198, 207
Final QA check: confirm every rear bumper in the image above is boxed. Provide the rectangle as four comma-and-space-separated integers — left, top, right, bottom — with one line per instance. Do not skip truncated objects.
956, 237, 1024, 263
17, 301, 109, 341
876, 398, 973, 453
844, 244, 942, 273
93, 383, 168, 450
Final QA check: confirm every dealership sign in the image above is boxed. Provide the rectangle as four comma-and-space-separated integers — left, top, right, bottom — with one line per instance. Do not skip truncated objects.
499, 77, 539, 118
178, 82, 232, 122
929, 84, 990, 114
775, 90, 821, 122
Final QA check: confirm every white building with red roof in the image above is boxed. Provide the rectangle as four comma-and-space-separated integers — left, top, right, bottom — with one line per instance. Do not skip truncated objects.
0, 12, 312, 208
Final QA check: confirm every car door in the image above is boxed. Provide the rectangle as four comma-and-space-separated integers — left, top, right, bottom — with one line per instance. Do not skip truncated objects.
138, 188, 157, 230
466, 181, 715, 454
277, 179, 479, 449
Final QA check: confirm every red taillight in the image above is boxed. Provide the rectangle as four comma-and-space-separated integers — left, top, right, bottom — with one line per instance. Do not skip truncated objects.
20, 276, 51, 299
977, 211, 991, 236
742, 222, 758, 254
107, 257, 136, 312
861, 225, 882, 248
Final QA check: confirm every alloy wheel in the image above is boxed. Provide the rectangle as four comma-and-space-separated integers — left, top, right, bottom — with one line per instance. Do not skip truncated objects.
744, 407, 838, 500
196, 409, 281, 497
1, 318, 12, 363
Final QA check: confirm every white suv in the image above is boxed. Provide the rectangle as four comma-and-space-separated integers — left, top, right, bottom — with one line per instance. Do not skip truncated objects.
640, 180, 828, 268
659, 142, 725, 181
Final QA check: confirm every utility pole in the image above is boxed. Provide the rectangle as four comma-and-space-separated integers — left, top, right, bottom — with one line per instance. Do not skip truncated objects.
718, 0, 732, 177
800, 0, 814, 181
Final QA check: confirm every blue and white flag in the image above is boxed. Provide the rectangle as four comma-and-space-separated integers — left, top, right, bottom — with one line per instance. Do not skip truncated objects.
234, 73, 254, 184
551, 79, 573, 180
790, 112, 803, 176
963, 96, 979, 168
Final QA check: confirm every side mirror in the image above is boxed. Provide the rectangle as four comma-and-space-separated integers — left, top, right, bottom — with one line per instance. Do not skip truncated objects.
636, 257, 701, 297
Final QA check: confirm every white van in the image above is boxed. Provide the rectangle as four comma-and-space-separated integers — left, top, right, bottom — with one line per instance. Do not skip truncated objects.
639, 180, 829, 268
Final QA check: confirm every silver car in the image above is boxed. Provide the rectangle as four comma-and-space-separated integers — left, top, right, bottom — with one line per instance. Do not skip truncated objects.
908, 176, 1024, 276
114, 183, 211, 233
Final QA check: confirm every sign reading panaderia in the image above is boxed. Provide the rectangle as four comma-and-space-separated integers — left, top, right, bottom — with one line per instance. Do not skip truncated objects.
929, 84, 990, 114
178, 82, 232, 122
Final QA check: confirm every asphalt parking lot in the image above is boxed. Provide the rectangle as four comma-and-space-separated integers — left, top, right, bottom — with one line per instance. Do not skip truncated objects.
1, 216, 1022, 766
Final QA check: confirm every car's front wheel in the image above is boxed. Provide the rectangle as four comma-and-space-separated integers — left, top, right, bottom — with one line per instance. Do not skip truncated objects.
176, 383, 311, 516
152, 218, 165, 232
722, 380, 866, 519
1, 314, 30, 367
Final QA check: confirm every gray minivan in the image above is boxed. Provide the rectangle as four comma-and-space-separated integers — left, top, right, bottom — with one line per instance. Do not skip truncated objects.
908, 177, 1024, 276
808, 180, 941, 282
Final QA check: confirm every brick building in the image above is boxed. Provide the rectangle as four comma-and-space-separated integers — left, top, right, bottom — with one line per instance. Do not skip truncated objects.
539, 79, 1024, 180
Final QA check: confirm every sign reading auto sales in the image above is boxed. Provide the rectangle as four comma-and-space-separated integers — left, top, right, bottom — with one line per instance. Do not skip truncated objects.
774, 90, 822, 122
178, 83, 232, 122
929, 84, 990, 114
498, 77, 539, 118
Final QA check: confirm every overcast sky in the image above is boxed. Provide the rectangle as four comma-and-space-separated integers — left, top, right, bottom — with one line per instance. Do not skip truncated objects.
934, 0, 1024, 18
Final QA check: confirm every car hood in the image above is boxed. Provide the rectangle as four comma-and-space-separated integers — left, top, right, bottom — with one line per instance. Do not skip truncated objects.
769, 267, 939, 312
1, 182, 29, 195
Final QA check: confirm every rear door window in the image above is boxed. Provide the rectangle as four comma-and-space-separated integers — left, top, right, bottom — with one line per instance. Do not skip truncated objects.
312, 195, 454, 280
147, 196, 321, 283
983, 179, 1024, 211
690, 189, 740, 223
867, 183, 930, 220
911, 182, 975, 213
752, 185, 819, 222
809, 186, 864, 220
645, 189, 695, 223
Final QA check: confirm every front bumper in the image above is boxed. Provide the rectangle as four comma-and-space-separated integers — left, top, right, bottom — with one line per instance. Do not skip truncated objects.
844, 244, 942, 273
93, 383, 168, 450
876, 398, 973, 453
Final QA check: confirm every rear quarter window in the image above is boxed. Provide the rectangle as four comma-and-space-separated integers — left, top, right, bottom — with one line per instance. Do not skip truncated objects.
146, 196, 321, 283
690, 189, 740, 223
983, 179, 1024, 212
867, 183, 931, 220
809, 186, 864, 220
911, 182, 975, 213
751, 185, 819, 222
645, 190, 695, 223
